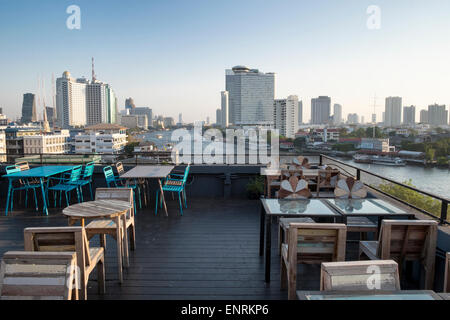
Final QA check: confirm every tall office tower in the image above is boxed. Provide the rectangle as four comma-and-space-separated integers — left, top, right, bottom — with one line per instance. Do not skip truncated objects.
403, 105, 416, 125
298, 100, 303, 125
428, 104, 448, 126
347, 113, 359, 124
420, 109, 429, 124
125, 98, 136, 111
225, 66, 275, 126
45, 107, 56, 127
56, 71, 87, 128
86, 81, 117, 125
178, 113, 183, 125
273, 95, 299, 139
221, 91, 229, 128
21, 93, 37, 123
333, 104, 342, 125
361, 116, 365, 124
384, 96, 402, 127
216, 108, 222, 126
311, 96, 331, 125
131, 107, 153, 127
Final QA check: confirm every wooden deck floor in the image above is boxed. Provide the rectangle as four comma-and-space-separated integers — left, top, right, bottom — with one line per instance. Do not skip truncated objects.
0, 198, 420, 300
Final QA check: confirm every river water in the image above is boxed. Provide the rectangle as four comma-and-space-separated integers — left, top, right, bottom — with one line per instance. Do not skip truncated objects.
140, 130, 450, 198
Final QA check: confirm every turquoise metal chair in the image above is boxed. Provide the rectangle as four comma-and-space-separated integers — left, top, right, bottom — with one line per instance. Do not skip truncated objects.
103, 166, 138, 214
70, 162, 95, 201
5, 165, 40, 212
47, 165, 83, 208
155, 164, 190, 216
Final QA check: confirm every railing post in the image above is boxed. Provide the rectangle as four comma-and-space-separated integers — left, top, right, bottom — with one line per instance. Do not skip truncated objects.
441, 200, 448, 225
356, 168, 361, 181
40, 153, 43, 165
319, 154, 323, 166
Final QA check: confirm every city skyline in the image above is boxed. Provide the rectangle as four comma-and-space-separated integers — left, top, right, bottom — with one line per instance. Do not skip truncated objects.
1, 0, 450, 123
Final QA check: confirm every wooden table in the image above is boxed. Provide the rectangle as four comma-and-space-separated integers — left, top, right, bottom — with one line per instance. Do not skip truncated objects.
120, 165, 174, 216
297, 290, 443, 300
62, 199, 132, 283
259, 198, 343, 283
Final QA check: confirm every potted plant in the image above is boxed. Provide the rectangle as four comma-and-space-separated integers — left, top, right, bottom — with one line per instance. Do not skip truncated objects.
246, 176, 265, 200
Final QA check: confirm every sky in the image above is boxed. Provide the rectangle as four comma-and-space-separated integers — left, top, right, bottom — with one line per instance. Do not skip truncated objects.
0, 0, 450, 123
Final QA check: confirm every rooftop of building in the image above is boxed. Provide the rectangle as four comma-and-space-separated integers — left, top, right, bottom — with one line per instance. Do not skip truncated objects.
85, 123, 128, 131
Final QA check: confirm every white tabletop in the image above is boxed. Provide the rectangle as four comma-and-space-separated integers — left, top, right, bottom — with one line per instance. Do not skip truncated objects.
120, 165, 174, 179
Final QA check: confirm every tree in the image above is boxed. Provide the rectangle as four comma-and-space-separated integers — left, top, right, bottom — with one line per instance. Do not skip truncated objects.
425, 147, 435, 161
294, 137, 307, 149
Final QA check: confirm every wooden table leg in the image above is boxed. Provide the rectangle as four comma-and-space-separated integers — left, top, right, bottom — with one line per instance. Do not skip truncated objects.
158, 179, 168, 216
121, 213, 129, 268
115, 216, 123, 283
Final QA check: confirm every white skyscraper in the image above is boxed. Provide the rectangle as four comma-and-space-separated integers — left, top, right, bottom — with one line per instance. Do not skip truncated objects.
428, 104, 448, 126
384, 97, 402, 127
221, 91, 229, 128
333, 104, 342, 125
311, 96, 331, 124
225, 66, 275, 126
403, 105, 416, 126
56, 71, 87, 128
274, 95, 299, 139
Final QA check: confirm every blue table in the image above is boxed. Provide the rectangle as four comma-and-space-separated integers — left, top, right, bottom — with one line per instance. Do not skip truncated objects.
2, 166, 75, 216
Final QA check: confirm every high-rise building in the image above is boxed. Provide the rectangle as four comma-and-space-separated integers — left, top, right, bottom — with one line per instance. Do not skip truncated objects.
221, 91, 229, 128
216, 108, 222, 126
178, 113, 183, 125
420, 110, 429, 124
45, 107, 56, 127
86, 81, 117, 125
121, 114, 148, 129
131, 107, 152, 127
311, 96, 331, 125
428, 104, 448, 126
21, 93, 37, 123
225, 66, 275, 126
298, 100, 303, 125
384, 97, 402, 127
125, 98, 136, 111
333, 104, 342, 125
56, 71, 87, 128
403, 105, 416, 125
361, 116, 365, 124
274, 95, 299, 139
347, 113, 359, 125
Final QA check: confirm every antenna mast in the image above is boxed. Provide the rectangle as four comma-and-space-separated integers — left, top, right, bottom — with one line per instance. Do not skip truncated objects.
91, 57, 96, 82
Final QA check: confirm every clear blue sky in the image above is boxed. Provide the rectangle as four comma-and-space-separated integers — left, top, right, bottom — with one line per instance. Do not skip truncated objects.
1, 0, 450, 123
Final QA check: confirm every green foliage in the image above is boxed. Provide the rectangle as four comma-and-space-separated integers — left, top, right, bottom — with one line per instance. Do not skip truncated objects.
246, 176, 265, 199
332, 143, 357, 152
402, 137, 450, 160
341, 127, 387, 139
124, 142, 140, 155
378, 179, 448, 220
437, 156, 449, 166
294, 137, 307, 149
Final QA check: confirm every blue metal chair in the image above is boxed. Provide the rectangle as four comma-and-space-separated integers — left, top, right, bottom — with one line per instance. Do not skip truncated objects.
5, 165, 40, 212
103, 166, 138, 214
47, 165, 83, 208
155, 164, 190, 216
70, 162, 95, 201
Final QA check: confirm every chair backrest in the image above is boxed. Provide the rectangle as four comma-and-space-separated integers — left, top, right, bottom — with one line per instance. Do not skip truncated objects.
376, 220, 438, 263
5, 165, 20, 175
23, 227, 93, 272
182, 164, 191, 183
287, 223, 347, 264
278, 176, 311, 199
320, 260, 401, 291
103, 166, 117, 187
0, 251, 78, 300
95, 188, 134, 219
82, 162, 95, 179
67, 165, 83, 184
334, 177, 367, 199
281, 169, 303, 180
318, 167, 340, 187
115, 162, 125, 176
292, 156, 310, 168
444, 252, 450, 293
15, 161, 30, 171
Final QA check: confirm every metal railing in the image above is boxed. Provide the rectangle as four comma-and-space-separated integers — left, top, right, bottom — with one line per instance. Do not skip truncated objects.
320, 154, 450, 225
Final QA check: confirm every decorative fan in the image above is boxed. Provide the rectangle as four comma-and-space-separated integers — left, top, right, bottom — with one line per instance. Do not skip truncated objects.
318, 167, 340, 188
334, 177, 367, 199
281, 169, 303, 180
292, 156, 311, 169
278, 176, 312, 199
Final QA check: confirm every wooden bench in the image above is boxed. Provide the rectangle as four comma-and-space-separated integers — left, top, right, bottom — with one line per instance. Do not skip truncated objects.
359, 220, 437, 289
24, 226, 105, 300
0, 251, 78, 300
320, 260, 400, 291
280, 223, 347, 300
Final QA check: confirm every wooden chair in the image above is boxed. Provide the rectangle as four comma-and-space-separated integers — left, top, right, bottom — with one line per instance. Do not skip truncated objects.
359, 220, 438, 289
85, 188, 135, 276
280, 223, 347, 300
0, 251, 79, 300
444, 252, 450, 292
320, 260, 400, 291
316, 167, 340, 197
23, 226, 105, 300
